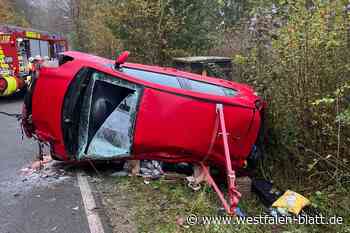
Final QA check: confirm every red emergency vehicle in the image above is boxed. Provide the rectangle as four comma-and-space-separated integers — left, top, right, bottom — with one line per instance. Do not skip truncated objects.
0, 25, 68, 96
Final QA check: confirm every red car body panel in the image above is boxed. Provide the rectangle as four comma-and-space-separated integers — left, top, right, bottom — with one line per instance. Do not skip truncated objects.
27, 51, 264, 170
31, 62, 82, 160
133, 88, 260, 169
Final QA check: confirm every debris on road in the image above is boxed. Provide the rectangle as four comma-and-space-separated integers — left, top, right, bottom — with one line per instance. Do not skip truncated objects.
185, 164, 206, 191
139, 160, 164, 180
110, 171, 128, 177
13, 193, 20, 197
186, 176, 202, 191
19, 154, 71, 185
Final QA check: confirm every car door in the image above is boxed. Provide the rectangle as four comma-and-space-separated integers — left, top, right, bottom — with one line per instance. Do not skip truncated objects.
62, 68, 142, 160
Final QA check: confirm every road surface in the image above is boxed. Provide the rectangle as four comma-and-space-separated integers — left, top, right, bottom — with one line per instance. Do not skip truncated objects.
0, 96, 91, 233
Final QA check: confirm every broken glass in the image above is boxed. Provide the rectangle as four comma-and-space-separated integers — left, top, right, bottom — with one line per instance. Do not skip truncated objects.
87, 93, 138, 158
77, 71, 141, 160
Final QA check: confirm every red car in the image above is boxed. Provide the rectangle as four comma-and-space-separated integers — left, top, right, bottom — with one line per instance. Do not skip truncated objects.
22, 51, 265, 214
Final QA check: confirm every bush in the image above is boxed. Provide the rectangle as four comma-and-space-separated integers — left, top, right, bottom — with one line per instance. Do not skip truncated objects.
235, 0, 350, 184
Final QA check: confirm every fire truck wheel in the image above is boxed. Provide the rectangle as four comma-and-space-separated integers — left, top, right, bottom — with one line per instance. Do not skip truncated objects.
15, 85, 28, 97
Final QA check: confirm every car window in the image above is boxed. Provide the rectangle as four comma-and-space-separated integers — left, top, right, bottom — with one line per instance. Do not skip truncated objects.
86, 89, 139, 158
186, 79, 237, 97
123, 68, 237, 97
123, 68, 181, 88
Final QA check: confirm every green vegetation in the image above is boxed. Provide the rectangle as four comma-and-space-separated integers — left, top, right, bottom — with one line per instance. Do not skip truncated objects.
88, 1, 349, 231
97, 176, 350, 233
5, 1, 350, 231
69, 0, 222, 64
235, 0, 350, 188
0, 0, 28, 26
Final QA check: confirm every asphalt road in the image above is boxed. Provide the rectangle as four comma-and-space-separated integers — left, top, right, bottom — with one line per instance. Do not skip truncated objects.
0, 96, 90, 233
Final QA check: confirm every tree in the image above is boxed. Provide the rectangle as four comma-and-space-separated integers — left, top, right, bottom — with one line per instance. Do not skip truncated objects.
0, 0, 28, 26
218, 0, 251, 28
102, 0, 220, 64
235, 0, 350, 180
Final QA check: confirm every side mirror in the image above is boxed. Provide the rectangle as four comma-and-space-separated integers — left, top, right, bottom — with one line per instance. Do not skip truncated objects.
115, 51, 130, 70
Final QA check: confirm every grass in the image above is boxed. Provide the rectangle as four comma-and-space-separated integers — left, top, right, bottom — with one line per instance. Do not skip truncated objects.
96, 173, 350, 233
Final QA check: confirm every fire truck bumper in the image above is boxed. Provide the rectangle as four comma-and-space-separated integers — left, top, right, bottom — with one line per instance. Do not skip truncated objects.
0, 76, 25, 97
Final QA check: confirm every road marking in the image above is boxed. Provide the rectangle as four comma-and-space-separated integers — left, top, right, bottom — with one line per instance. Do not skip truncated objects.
77, 173, 105, 233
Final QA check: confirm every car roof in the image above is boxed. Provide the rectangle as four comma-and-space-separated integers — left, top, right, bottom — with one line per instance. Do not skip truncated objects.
61, 51, 257, 108
63, 51, 232, 88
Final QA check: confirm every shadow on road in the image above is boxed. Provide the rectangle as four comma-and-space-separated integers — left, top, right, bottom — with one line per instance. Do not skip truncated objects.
0, 91, 26, 104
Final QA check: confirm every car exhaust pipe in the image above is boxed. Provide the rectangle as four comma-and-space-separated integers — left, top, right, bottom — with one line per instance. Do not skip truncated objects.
0, 75, 24, 96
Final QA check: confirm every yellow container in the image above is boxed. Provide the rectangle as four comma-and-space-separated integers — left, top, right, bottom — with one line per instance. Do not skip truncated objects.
272, 190, 310, 215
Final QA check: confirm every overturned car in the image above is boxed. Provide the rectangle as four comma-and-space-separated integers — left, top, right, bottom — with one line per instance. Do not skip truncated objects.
22, 51, 265, 214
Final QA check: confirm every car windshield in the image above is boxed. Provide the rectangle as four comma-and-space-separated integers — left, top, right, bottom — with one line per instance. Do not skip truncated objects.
123, 68, 237, 97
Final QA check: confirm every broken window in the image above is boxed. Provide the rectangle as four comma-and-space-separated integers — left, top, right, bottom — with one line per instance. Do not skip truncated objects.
77, 71, 141, 160
87, 93, 137, 157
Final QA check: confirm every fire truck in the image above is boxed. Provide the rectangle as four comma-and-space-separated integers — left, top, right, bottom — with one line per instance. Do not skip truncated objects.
0, 25, 68, 96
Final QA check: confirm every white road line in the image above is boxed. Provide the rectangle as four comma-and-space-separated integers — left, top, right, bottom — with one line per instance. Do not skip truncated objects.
77, 172, 105, 233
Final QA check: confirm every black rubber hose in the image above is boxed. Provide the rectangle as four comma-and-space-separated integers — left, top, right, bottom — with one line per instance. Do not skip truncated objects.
0, 111, 22, 120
